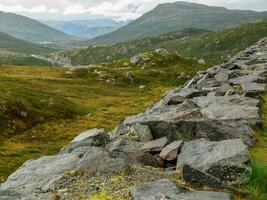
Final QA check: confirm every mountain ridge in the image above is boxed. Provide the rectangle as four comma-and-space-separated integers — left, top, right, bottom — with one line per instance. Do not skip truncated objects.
89, 1, 267, 45
0, 11, 79, 43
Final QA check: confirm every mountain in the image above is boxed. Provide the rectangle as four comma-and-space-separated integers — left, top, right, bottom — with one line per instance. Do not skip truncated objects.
89, 1, 267, 45
62, 20, 267, 65
41, 19, 129, 39
0, 11, 79, 43
0, 32, 54, 55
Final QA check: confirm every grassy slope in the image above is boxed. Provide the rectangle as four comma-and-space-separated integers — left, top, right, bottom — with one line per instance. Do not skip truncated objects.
89, 2, 267, 45
0, 32, 55, 54
244, 93, 267, 200
0, 55, 208, 182
166, 20, 267, 64
0, 11, 77, 43
64, 28, 209, 65
66, 20, 267, 66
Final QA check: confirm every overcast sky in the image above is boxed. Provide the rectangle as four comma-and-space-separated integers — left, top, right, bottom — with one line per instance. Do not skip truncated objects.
0, 0, 266, 21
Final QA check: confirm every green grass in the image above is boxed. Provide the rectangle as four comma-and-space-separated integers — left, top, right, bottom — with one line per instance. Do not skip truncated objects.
243, 93, 267, 200
0, 32, 54, 54
0, 55, 208, 183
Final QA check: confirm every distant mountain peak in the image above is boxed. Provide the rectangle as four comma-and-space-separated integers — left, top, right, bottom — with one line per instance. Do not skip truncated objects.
89, 2, 267, 45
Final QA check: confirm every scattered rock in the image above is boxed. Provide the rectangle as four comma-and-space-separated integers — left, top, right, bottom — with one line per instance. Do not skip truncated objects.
159, 140, 183, 161
60, 128, 110, 154
141, 137, 168, 153
131, 179, 182, 200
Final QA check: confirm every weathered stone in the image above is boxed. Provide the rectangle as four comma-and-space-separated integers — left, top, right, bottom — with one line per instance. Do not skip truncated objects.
130, 53, 150, 64
131, 179, 182, 200
214, 70, 229, 82
107, 137, 143, 155
60, 128, 110, 154
177, 139, 251, 186
130, 151, 159, 167
167, 95, 186, 105
77, 147, 129, 173
241, 82, 266, 93
175, 191, 232, 200
141, 137, 168, 153
0, 154, 79, 200
130, 123, 153, 142
159, 140, 183, 161
229, 73, 265, 85
131, 179, 232, 200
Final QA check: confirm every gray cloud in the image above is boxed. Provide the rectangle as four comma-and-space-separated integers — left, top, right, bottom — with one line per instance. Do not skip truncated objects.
0, 0, 266, 20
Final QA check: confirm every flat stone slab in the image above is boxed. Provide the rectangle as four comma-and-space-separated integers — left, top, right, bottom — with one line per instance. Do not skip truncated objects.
131, 179, 182, 200
229, 73, 265, 84
141, 137, 168, 153
241, 82, 266, 93
159, 140, 183, 161
131, 179, 232, 200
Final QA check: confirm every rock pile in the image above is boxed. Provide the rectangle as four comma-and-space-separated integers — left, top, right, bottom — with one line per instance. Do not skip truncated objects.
0, 37, 266, 200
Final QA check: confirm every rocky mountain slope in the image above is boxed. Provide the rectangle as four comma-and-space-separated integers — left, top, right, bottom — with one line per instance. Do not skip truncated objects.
0, 37, 266, 200
0, 11, 79, 43
89, 1, 267, 45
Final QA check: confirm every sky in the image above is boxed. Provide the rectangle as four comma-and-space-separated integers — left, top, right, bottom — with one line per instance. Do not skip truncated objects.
0, 0, 266, 21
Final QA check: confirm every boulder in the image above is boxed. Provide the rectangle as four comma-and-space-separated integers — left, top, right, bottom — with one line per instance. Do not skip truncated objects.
229, 73, 265, 85
131, 179, 182, 200
130, 123, 153, 142
241, 82, 266, 93
130, 53, 150, 65
159, 140, 183, 161
141, 137, 168, 153
175, 191, 232, 200
77, 147, 129, 173
131, 179, 232, 200
214, 70, 229, 82
0, 154, 79, 200
177, 139, 251, 187
60, 128, 110, 154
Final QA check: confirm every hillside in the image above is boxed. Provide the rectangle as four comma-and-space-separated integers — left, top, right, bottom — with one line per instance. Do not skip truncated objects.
42, 19, 128, 39
64, 20, 267, 65
0, 11, 79, 43
1, 37, 267, 200
89, 1, 267, 45
0, 32, 54, 54
59, 28, 209, 65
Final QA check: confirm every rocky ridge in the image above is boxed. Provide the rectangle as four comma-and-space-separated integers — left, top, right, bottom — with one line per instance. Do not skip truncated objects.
0, 37, 267, 200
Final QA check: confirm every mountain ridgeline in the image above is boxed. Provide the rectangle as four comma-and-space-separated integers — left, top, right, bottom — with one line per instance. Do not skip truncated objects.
0, 11, 79, 43
89, 1, 267, 45
41, 19, 129, 39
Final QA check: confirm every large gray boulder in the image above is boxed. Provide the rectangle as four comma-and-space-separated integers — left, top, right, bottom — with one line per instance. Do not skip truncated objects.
60, 128, 110, 154
0, 154, 79, 200
77, 147, 129, 173
177, 139, 251, 187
